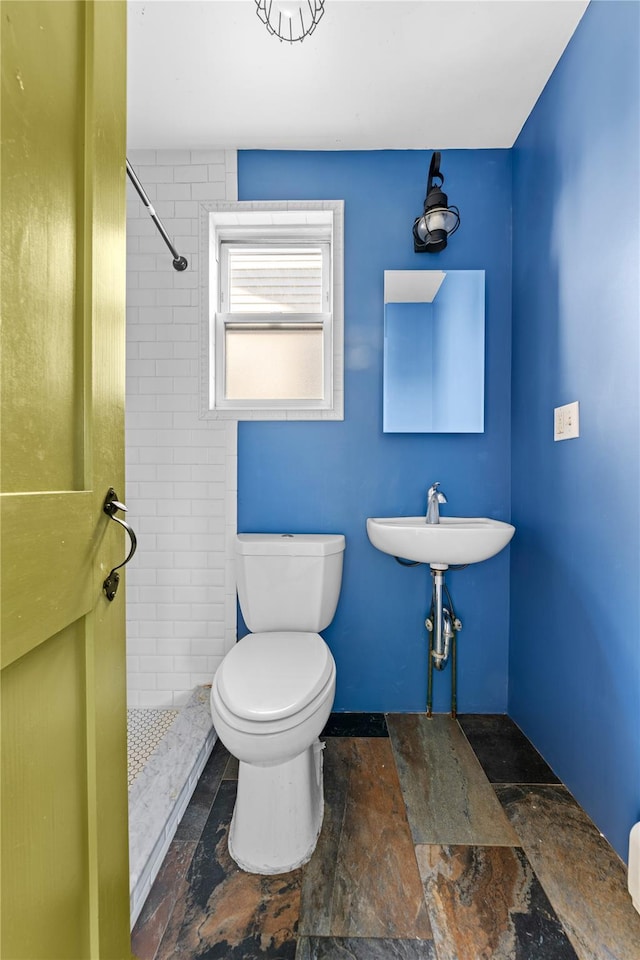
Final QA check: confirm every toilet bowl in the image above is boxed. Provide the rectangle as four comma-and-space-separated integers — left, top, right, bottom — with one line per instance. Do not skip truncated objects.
211, 631, 336, 873
210, 533, 345, 874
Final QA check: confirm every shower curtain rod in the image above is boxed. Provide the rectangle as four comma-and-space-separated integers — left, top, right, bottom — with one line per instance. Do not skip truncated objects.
126, 158, 188, 271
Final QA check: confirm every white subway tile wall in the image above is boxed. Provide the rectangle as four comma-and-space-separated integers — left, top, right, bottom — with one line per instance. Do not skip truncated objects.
126, 149, 238, 707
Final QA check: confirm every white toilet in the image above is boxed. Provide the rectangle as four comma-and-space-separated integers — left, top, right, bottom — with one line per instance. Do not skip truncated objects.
210, 532, 345, 875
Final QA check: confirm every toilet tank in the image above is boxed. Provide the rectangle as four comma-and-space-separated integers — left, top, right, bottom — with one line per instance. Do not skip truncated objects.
236, 534, 345, 633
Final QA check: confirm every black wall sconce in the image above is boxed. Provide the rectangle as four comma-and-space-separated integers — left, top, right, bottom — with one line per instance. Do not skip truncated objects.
413, 152, 460, 253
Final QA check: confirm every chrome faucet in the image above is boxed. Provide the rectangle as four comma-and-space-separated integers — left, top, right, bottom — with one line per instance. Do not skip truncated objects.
426, 482, 447, 524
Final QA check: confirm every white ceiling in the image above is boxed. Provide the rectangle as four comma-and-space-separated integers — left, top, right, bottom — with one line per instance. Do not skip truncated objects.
127, 0, 589, 151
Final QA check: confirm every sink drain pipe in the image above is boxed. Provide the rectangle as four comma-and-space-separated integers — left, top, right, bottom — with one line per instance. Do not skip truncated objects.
425, 569, 462, 718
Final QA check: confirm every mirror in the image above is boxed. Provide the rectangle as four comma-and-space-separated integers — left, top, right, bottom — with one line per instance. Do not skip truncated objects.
383, 270, 485, 433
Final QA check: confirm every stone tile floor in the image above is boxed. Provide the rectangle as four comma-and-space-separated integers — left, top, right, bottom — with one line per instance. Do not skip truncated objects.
131, 713, 640, 960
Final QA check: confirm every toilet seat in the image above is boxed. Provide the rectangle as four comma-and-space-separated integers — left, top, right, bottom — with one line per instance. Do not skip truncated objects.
217, 631, 333, 721
214, 632, 335, 734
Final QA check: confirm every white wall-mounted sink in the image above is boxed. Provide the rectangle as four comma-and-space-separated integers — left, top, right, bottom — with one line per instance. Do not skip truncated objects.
366, 516, 515, 568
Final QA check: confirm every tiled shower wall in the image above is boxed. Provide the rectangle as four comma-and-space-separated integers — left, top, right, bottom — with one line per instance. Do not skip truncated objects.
125, 149, 238, 707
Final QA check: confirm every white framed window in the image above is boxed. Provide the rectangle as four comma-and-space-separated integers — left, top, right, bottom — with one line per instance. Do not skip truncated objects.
200, 201, 344, 421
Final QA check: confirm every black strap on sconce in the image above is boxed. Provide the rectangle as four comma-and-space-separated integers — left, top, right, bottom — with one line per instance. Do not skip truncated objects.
126, 159, 188, 271
413, 151, 460, 253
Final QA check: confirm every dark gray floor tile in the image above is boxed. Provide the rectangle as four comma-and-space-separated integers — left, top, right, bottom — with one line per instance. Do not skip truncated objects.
457, 714, 560, 784
496, 784, 640, 960
296, 937, 437, 959
173, 738, 231, 841
222, 754, 239, 780
321, 712, 388, 737
387, 713, 518, 845
416, 844, 578, 960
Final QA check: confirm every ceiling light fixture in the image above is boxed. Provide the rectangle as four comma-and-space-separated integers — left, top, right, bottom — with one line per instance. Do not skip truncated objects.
413, 152, 460, 253
255, 0, 324, 43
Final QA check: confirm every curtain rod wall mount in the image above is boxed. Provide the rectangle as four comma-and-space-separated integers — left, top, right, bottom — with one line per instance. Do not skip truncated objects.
126, 159, 188, 271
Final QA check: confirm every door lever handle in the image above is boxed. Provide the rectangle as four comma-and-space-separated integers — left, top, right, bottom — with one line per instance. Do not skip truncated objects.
103, 487, 138, 601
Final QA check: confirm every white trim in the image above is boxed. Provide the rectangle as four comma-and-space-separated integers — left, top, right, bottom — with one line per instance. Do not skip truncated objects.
199, 200, 344, 422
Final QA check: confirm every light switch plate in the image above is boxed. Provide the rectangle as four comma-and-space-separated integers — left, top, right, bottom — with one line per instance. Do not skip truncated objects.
554, 401, 580, 441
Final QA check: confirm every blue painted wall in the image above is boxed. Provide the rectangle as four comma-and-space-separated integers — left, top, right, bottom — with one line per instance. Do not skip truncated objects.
238, 150, 513, 713
510, 0, 640, 860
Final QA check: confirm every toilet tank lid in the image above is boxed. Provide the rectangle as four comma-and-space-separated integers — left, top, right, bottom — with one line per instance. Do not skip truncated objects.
236, 533, 345, 557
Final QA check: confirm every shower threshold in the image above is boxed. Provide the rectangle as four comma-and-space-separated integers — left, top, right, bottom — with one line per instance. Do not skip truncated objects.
128, 685, 215, 928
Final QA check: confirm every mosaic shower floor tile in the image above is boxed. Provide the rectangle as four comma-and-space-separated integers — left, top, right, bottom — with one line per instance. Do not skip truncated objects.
127, 708, 179, 787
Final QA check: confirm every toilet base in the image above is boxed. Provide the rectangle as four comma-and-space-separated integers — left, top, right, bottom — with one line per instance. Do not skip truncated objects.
228, 739, 326, 874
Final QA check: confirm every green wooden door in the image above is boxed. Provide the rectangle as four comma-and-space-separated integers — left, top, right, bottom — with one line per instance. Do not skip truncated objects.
1, 2, 133, 956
